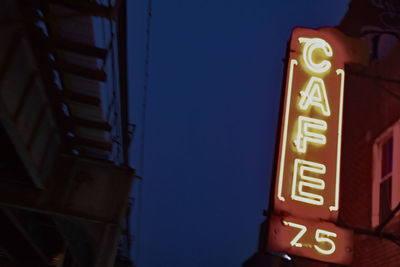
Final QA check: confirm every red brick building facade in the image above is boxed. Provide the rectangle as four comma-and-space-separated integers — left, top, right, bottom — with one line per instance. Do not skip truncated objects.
338, 0, 400, 266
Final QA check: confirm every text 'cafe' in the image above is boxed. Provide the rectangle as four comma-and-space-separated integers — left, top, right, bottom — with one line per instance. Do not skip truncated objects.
267, 27, 354, 266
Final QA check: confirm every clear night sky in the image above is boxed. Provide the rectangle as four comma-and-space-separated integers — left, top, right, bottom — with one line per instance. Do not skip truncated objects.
127, 1, 350, 266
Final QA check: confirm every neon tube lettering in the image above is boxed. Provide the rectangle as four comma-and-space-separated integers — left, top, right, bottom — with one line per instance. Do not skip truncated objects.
314, 229, 337, 255
298, 37, 332, 74
292, 159, 326, 206
277, 59, 298, 202
299, 76, 331, 116
294, 116, 327, 153
283, 221, 307, 248
330, 69, 345, 212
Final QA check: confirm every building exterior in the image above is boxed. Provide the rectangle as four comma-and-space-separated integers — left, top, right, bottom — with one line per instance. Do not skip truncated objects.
0, 0, 135, 266
244, 0, 400, 266
338, 0, 400, 266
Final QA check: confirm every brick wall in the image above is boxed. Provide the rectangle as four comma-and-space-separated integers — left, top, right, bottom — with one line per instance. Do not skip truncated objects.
340, 53, 400, 266
352, 235, 400, 267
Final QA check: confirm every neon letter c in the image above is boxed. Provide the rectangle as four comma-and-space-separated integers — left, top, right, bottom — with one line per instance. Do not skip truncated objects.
298, 37, 332, 74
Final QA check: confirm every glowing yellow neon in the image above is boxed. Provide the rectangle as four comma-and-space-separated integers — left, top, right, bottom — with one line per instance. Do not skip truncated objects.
314, 229, 337, 255
294, 116, 327, 153
291, 159, 325, 205
329, 69, 345, 212
277, 59, 298, 202
283, 220, 307, 248
299, 77, 331, 116
299, 37, 332, 74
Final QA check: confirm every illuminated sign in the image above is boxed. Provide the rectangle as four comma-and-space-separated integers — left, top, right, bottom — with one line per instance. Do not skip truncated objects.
274, 28, 346, 221
268, 27, 354, 265
268, 215, 353, 265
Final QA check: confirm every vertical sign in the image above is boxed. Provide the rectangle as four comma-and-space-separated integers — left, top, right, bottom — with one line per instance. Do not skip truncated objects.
274, 28, 345, 221
268, 27, 353, 265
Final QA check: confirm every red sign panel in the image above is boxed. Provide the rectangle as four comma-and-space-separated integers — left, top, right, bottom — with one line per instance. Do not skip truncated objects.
268, 215, 353, 265
268, 27, 354, 265
274, 27, 347, 222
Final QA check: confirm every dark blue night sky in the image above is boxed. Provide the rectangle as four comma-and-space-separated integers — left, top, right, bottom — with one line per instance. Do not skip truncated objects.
127, 1, 349, 266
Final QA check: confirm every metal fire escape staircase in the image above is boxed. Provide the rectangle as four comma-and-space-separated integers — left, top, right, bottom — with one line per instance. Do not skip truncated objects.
0, 0, 127, 187
0, 0, 135, 266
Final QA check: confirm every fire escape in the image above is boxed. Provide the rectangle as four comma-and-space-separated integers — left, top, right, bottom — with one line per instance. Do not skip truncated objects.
0, 0, 135, 266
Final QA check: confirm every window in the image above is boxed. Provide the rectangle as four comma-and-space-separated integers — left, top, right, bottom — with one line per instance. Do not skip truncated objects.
372, 121, 400, 227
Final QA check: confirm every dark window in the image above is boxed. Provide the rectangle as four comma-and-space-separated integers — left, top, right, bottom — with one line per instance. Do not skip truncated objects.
381, 137, 393, 178
380, 178, 392, 224
379, 137, 393, 224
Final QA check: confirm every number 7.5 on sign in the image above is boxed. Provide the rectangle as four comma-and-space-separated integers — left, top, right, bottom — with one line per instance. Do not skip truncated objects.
268, 215, 353, 265
283, 220, 337, 255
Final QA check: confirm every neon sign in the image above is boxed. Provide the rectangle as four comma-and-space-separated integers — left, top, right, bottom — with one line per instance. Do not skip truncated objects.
268, 215, 353, 264
268, 27, 355, 265
274, 28, 346, 221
